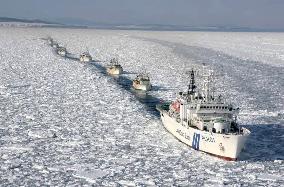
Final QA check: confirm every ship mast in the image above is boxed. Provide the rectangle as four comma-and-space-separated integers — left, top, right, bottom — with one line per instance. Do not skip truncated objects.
187, 69, 196, 95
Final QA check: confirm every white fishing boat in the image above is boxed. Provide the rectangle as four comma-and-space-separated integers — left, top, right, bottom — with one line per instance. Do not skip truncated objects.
80, 52, 92, 62
52, 42, 59, 48
57, 47, 67, 57
132, 73, 152, 91
156, 69, 250, 161
106, 58, 123, 75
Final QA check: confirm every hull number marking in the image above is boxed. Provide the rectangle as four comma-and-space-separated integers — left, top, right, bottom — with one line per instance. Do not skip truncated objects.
192, 133, 200, 150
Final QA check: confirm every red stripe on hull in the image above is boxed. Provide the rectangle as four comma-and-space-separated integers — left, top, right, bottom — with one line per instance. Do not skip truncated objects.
188, 146, 237, 161
206, 152, 237, 161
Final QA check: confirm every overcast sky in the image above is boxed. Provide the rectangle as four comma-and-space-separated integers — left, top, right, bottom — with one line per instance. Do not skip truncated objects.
0, 0, 284, 29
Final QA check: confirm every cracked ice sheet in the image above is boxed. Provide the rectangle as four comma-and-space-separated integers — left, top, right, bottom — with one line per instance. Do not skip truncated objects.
0, 27, 283, 186
130, 31, 284, 68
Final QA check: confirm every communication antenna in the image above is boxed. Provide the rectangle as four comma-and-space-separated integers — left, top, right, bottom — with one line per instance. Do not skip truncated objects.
200, 64, 214, 101
186, 68, 196, 95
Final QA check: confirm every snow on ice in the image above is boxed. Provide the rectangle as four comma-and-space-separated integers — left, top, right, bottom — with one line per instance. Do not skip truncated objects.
0, 27, 283, 186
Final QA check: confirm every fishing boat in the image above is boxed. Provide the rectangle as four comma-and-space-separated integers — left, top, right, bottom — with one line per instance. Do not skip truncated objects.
57, 47, 67, 57
132, 73, 152, 91
47, 37, 53, 45
106, 58, 123, 75
80, 52, 92, 62
52, 42, 59, 48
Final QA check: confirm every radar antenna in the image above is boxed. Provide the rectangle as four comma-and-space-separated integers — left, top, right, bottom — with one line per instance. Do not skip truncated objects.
201, 65, 214, 102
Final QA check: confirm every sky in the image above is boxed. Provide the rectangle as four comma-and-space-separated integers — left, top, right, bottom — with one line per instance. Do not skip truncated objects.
0, 0, 284, 29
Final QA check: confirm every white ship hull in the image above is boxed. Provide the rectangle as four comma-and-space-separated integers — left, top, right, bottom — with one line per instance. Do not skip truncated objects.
107, 67, 123, 75
161, 111, 250, 161
133, 82, 151, 91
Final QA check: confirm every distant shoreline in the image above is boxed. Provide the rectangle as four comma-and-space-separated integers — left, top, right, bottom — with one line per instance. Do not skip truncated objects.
1, 24, 284, 33
0, 17, 284, 33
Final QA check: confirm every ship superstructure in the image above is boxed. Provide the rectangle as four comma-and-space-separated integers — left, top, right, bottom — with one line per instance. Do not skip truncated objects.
133, 73, 152, 91
156, 69, 250, 160
106, 58, 123, 75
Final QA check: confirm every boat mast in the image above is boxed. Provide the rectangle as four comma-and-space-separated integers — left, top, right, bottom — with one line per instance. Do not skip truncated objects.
187, 69, 196, 95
